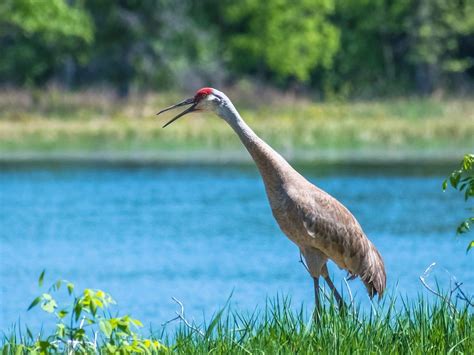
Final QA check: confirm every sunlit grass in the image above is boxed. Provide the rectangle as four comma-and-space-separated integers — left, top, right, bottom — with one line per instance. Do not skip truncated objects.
165, 297, 473, 354
2, 296, 472, 354
1, 271, 472, 354
0, 89, 472, 159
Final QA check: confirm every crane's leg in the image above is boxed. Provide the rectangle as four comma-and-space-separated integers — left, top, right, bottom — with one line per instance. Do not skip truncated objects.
313, 277, 321, 313
300, 248, 327, 319
321, 265, 345, 310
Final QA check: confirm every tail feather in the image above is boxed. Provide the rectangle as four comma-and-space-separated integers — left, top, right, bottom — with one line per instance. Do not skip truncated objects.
360, 244, 386, 299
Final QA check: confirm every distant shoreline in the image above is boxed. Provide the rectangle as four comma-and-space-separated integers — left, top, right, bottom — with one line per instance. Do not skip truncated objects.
0, 149, 464, 167
1, 94, 472, 168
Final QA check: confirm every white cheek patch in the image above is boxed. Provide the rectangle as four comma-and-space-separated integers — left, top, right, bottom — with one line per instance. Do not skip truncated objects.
205, 94, 217, 104
199, 95, 218, 110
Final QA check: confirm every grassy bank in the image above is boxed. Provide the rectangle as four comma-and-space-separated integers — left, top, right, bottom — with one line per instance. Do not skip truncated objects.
2, 272, 473, 354
165, 299, 473, 354
0, 89, 473, 162
2, 297, 473, 354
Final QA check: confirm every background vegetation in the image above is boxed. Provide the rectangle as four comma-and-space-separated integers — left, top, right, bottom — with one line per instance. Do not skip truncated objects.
1, 0, 472, 158
0, 90, 472, 159
1, 0, 474, 97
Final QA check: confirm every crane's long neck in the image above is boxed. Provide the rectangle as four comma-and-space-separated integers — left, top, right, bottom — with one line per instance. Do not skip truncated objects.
218, 103, 297, 192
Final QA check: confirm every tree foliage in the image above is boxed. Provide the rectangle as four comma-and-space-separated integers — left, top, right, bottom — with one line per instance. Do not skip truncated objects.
0, 0, 93, 40
406, 0, 474, 94
0, 0, 93, 85
224, 0, 339, 82
0, 0, 473, 95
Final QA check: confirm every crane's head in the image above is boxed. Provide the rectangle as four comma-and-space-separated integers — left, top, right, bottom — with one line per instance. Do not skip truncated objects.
157, 87, 230, 127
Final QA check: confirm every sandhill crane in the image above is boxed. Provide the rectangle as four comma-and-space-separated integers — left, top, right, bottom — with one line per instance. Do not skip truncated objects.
157, 88, 386, 309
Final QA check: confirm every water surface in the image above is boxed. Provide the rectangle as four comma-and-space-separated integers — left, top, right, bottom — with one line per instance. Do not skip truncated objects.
1, 163, 472, 331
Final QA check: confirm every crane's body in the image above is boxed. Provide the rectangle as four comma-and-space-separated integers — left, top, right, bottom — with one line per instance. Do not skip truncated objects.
157, 88, 386, 306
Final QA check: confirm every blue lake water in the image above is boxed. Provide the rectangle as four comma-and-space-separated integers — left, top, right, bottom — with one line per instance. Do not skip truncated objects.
0, 163, 473, 332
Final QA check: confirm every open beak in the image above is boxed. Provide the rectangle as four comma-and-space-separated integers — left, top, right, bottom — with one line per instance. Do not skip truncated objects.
156, 97, 196, 128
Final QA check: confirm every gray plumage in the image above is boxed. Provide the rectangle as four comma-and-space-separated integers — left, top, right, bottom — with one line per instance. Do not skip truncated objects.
158, 88, 387, 306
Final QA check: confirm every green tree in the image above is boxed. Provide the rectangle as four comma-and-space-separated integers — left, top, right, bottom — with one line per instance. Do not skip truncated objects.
1, 0, 473, 95
222, 0, 339, 84
82, 0, 221, 95
330, 0, 474, 96
327, 0, 411, 97
0, 0, 93, 85
407, 0, 474, 94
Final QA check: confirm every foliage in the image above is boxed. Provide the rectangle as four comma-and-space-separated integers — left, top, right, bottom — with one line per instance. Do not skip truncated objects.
329, 0, 474, 97
1, 0, 474, 95
223, 0, 339, 82
443, 153, 474, 252
0, 0, 93, 40
328, 0, 411, 96
405, 0, 474, 94
82, 1, 221, 96
9, 271, 167, 354
0, 0, 93, 85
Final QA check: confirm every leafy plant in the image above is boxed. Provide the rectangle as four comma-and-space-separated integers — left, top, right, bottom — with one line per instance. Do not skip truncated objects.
443, 153, 474, 252
19, 271, 167, 354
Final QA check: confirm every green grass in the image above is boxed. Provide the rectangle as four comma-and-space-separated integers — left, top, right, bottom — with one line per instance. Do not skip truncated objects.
2, 270, 473, 354
2, 296, 473, 354
0, 89, 472, 161
166, 298, 473, 354
1, 271, 473, 354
